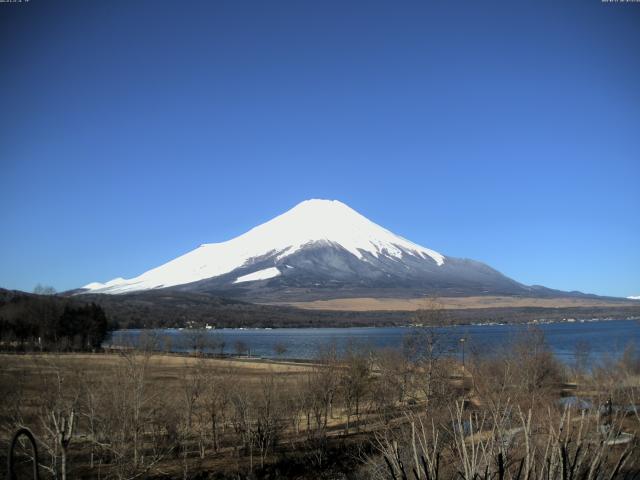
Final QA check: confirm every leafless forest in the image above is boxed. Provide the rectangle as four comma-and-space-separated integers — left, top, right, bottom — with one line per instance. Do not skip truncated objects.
1, 325, 639, 479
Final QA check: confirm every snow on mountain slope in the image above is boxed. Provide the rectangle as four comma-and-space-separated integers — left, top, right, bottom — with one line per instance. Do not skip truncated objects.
82, 199, 445, 294
233, 267, 281, 284
628, 296, 640, 300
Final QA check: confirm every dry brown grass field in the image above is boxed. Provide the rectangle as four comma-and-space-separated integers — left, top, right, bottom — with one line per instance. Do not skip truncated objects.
280, 295, 637, 311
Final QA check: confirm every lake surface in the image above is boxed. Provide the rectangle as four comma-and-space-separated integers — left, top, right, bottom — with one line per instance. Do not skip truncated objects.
106, 319, 639, 366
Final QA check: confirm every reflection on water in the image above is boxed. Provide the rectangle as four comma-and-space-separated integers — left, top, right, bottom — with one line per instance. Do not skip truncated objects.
106, 319, 639, 366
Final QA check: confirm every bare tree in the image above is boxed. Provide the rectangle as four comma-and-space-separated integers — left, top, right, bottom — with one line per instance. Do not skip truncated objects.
33, 284, 57, 295
340, 343, 371, 434
202, 366, 233, 452
302, 344, 340, 466
180, 359, 205, 431
207, 331, 226, 357
572, 340, 591, 379
273, 342, 288, 359
179, 329, 209, 356
230, 381, 256, 471
234, 340, 249, 357
94, 345, 172, 479
511, 327, 564, 410
35, 356, 80, 480
372, 349, 409, 424
253, 370, 286, 468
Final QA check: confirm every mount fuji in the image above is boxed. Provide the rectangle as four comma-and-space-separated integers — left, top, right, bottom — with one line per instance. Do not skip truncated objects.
80, 199, 556, 302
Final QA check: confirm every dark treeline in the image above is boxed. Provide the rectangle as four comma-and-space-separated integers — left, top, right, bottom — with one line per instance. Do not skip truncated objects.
2, 288, 639, 332
0, 289, 116, 351
79, 289, 640, 329
77, 290, 403, 329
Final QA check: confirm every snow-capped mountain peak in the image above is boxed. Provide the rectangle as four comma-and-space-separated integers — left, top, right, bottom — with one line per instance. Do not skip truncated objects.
82, 199, 445, 294
225, 199, 444, 264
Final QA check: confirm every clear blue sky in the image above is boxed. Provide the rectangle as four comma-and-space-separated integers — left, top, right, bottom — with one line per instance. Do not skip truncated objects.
1, 0, 638, 297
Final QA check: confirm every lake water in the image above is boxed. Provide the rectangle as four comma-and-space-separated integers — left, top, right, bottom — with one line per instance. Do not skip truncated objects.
106, 319, 639, 366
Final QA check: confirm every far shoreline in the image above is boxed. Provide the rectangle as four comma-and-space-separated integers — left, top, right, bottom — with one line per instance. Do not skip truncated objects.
110, 314, 640, 331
